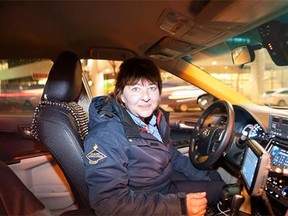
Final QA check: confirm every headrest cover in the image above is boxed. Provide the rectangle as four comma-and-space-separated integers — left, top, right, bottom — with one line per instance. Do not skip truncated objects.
43, 51, 82, 102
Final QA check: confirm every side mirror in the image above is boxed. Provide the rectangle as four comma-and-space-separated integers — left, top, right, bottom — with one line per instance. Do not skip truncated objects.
197, 94, 217, 110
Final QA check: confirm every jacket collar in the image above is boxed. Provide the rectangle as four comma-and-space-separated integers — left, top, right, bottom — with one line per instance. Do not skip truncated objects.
94, 96, 170, 143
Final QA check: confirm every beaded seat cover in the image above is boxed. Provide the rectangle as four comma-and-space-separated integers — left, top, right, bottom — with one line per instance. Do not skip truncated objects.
31, 100, 88, 142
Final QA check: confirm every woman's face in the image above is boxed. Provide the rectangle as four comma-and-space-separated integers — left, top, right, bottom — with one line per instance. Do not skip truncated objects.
121, 79, 160, 120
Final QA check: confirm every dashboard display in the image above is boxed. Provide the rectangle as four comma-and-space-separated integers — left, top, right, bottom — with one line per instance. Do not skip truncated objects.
242, 123, 265, 141
241, 140, 270, 196
242, 147, 258, 190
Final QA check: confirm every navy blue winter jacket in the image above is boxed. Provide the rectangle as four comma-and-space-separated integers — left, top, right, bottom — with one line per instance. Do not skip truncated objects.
83, 96, 211, 215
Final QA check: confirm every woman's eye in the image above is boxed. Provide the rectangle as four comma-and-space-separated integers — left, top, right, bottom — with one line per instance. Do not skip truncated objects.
148, 86, 158, 91
131, 86, 141, 92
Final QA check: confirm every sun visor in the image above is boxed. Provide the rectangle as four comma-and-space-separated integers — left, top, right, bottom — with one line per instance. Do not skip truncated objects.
90, 48, 136, 60
145, 37, 200, 61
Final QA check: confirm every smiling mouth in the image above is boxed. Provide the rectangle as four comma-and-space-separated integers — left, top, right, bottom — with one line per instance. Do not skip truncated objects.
139, 104, 152, 108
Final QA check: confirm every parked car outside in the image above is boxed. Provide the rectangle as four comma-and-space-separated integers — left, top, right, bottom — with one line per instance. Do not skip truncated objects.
262, 88, 288, 106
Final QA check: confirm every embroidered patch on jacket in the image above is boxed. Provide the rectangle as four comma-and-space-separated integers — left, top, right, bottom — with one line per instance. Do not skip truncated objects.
86, 144, 107, 164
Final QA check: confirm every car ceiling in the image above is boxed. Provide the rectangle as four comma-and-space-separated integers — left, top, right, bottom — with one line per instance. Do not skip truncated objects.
1, 0, 288, 63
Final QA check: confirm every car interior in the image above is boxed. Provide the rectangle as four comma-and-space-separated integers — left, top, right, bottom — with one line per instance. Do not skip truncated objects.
1, 1, 288, 216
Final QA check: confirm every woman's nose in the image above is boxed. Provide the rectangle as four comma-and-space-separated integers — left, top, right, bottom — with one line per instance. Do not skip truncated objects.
141, 89, 150, 101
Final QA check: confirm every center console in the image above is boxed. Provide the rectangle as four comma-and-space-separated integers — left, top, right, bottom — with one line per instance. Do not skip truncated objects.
266, 115, 288, 213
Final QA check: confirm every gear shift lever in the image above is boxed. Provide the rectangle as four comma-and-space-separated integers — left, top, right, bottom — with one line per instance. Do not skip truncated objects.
230, 194, 245, 216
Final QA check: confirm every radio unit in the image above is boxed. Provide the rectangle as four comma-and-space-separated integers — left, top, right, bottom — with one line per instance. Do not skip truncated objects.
266, 115, 288, 209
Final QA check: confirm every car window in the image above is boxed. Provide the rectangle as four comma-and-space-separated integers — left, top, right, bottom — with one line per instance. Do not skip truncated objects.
0, 59, 52, 113
0, 58, 204, 115
264, 90, 275, 95
81, 59, 205, 113
280, 90, 288, 94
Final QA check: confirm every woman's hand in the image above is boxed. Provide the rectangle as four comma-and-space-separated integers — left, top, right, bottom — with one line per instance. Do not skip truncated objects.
186, 192, 207, 216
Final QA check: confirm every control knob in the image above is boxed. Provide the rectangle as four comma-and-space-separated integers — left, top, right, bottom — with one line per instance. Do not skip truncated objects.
282, 187, 288, 199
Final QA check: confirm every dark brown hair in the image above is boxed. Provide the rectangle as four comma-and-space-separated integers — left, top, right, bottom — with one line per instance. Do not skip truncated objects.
113, 57, 162, 104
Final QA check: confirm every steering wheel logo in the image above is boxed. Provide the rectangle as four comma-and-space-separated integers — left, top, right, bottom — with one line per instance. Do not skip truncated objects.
202, 128, 210, 137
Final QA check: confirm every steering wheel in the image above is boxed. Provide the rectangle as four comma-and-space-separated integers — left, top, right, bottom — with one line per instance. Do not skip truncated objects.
189, 100, 235, 169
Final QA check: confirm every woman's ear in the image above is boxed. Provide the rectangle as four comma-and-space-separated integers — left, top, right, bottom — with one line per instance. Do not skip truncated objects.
121, 94, 125, 104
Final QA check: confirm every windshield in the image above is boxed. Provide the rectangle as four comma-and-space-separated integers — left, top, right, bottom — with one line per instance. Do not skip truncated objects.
185, 12, 288, 110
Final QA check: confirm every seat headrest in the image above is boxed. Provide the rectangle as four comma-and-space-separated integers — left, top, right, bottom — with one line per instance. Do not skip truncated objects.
42, 51, 83, 102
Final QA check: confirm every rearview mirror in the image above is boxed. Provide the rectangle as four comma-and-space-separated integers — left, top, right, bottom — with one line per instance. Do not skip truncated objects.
231, 44, 262, 66
231, 45, 255, 65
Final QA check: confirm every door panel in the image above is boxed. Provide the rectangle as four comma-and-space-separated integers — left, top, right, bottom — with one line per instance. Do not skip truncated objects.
9, 155, 77, 213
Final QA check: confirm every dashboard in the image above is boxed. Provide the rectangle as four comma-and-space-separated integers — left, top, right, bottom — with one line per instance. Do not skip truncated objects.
232, 106, 288, 214
174, 104, 288, 214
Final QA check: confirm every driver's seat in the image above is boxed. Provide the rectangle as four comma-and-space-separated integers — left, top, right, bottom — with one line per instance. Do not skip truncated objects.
31, 51, 91, 211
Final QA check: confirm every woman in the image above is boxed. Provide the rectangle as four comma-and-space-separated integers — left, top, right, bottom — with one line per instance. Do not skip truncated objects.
83, 57, 225, 216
